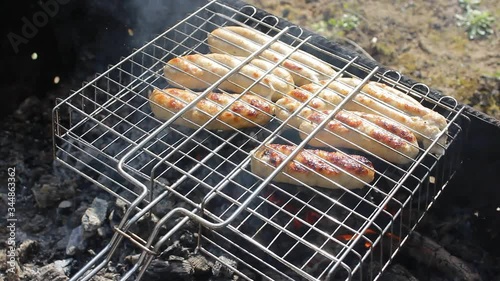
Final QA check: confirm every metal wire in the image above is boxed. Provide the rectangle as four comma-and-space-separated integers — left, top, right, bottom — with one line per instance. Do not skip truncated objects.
52, 1, 470, 280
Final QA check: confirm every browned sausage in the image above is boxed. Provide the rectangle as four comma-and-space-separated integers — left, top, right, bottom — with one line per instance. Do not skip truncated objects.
163, 53, 294, 101
251, 144, 375, 189
150, 88, 275, 130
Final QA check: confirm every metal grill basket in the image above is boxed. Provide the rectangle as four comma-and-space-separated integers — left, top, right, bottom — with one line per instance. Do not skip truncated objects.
52, 1, 470, 280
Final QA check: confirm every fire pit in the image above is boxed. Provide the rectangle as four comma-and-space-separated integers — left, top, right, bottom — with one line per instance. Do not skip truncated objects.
49, 1, 472, 280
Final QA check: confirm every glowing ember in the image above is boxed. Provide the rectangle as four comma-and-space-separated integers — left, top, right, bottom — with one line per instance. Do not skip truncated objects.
334, 233, 372, 248
384, 232, 401, 241
266, 193, 321, 229
305, 210, 320, 224
293, 219, 302, 229
337, 234, 355, 241
365, 229, 377, 235
335, 228, 399, 248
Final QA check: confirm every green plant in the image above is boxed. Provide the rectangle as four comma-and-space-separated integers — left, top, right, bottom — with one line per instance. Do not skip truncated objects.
310, 13, 360, 38
310, 20, 329, 34
328, 14, 360, 31
456, 9, 495, 40
458, 0, 481, 11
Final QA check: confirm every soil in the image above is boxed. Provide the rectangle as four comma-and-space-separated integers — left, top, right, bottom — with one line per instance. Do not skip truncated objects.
245, 0, 499, 118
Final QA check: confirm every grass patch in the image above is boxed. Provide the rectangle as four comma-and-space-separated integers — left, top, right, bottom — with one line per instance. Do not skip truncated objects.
455, 0, 495, 40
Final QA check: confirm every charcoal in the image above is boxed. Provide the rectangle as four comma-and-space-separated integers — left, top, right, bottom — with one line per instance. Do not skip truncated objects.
31, 179, 76, 209
445, 240, 486, 264
108, 198, 128, 228
379, 264, 419, 281
66, 225, 87, 256
151, 177, 175, 216
128, 213, 160, 239
212, 256, 237, 279
144, 257, 194, 281
66, 202, 89, 228
403, 231, 482, 281
160, 240, 191, 258
179, 231, 197, 248
17, 239, 39, 263
0, 249, 8, 272
22, 214, 49, 233
55, 231, 70, 252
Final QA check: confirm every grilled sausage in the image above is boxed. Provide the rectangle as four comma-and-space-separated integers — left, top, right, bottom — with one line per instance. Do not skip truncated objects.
149, 88, 275, 130
283, 81, 447, 154
301, 111, 419, 164
325, 78, 447, 154
163, 54, 294, 101
337, 78, 447, 130
251, 144, 375, 189
275, 97, 419, 164
208, 26, 336, 86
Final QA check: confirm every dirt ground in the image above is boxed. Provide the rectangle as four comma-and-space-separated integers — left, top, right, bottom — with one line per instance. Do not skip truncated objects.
245, 0, 499, 118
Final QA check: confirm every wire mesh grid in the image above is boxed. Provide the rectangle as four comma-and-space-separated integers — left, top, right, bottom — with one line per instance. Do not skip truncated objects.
51, 1, 470, 280
198, 120, 467, 281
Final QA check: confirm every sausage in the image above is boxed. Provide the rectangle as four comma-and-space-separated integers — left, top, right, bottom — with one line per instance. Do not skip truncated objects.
207, 26, 336, 86
149, 88, 275, 130
337, 78, 447, 130
275, 96, 315, 128
163, 53, 294, 101
299, 111, 419, 164
282, 81, 446, 154
250, 144, 375, 189
325, 78, 447, 154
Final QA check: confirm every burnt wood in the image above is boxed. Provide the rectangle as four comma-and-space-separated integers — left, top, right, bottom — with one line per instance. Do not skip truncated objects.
403, 231, 482, 281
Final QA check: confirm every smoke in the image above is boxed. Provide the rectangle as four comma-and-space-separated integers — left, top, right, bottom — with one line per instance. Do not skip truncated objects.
82, 0, 208, 71
124, 0, 208, 48
0, 0, 213, 117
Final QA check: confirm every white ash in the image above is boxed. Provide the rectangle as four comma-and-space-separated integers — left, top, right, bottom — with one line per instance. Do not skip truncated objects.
212, 255, 238, 279
53, 259, 73, 276
58, 200, 73, 210
36, 262, 70, 281
187, 255, 211, 274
